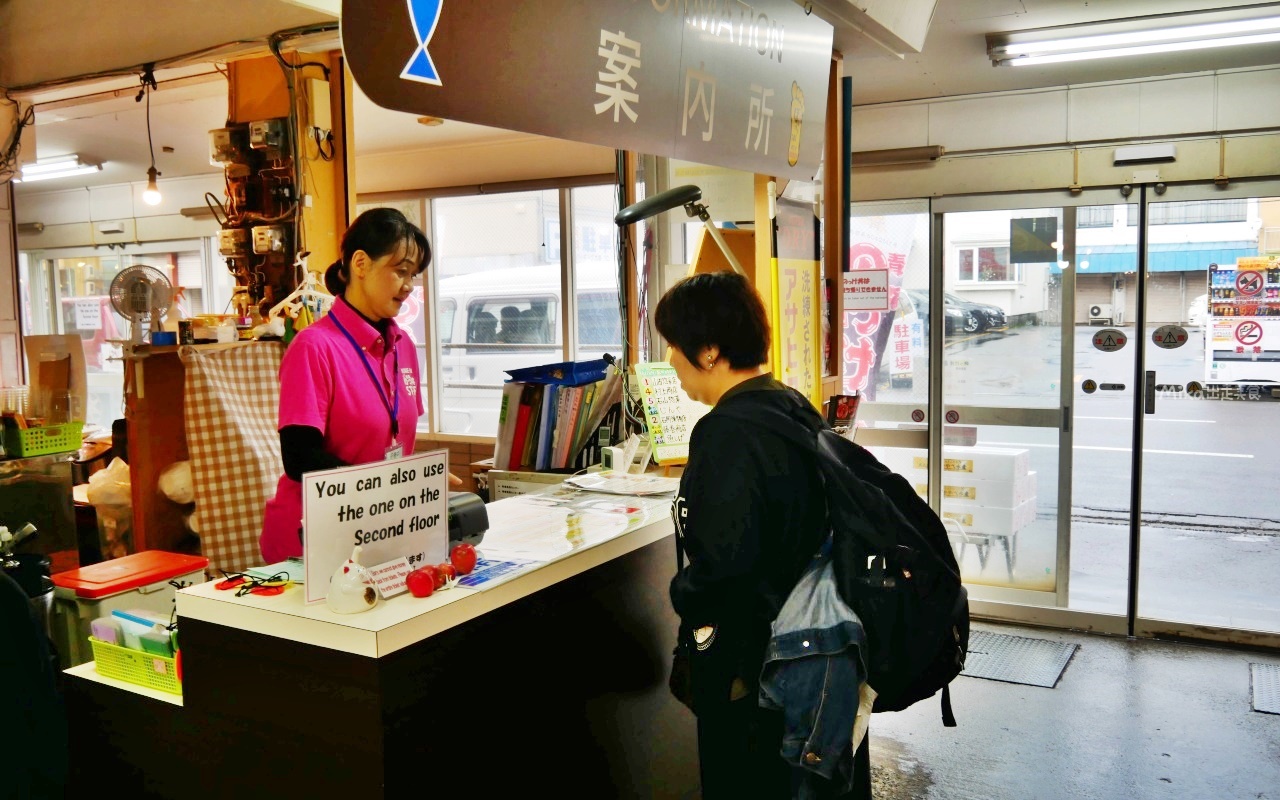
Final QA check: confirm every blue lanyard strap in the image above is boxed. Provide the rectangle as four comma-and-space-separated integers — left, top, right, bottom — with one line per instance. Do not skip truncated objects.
329, 312, 400, 439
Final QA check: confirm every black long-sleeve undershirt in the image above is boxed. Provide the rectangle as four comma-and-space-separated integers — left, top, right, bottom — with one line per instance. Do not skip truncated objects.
280, 424, 347, 481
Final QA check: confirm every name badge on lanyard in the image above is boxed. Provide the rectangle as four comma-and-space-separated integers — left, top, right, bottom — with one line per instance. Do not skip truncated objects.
331, 312, 403, 460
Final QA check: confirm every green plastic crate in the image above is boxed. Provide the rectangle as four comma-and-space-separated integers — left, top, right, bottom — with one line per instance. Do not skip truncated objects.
5, 421, 84, 457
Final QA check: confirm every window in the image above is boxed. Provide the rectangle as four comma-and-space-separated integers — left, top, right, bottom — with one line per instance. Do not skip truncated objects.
1128, 199, 1248, 225
18, 243, 234, 431
438, 299, 456, 345
363, 181, 621, 437
1076, 205, 1115, 228
578, 292, 622, 348
958, 246, 1017, 282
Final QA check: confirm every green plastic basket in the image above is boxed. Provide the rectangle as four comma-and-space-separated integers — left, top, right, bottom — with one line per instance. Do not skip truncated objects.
89, 636, 182, 695
5, 421, 83, 457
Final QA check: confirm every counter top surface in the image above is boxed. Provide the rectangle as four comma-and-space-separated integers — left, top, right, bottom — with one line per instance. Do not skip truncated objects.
176, 487, 675, 658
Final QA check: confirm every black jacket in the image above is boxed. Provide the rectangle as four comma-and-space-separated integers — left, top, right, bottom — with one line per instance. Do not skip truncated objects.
670, 375, 827, 709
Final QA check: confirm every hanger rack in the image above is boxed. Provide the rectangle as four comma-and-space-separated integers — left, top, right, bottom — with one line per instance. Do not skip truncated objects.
268, 251, 333, 321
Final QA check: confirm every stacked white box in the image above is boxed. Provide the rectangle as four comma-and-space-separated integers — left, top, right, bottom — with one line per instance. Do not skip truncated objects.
941, 499, 1036, 536
911, 472, 1037, 508
869, 444, 1038, 540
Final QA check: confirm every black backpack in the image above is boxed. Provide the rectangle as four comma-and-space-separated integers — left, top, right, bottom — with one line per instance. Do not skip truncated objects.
724, 393, 970, 727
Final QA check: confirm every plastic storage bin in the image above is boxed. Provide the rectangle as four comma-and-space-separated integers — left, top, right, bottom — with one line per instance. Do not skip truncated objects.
5, 421, 84, 457
89, 636, 182, 695
49, 550, 208, 668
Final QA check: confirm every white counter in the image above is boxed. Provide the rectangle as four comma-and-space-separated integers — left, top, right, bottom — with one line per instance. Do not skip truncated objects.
176, 488, 675, 658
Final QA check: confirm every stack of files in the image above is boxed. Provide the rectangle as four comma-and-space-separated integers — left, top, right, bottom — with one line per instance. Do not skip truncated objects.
492, 361, 624, 473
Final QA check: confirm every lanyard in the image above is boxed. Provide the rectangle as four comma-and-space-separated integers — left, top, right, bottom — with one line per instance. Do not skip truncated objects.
329, 312, 400, 440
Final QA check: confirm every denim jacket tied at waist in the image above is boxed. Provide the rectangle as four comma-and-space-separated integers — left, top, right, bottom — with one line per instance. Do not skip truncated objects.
758, 554, 868, 796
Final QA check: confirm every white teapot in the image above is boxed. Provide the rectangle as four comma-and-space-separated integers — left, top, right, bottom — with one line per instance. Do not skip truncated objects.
326, 545, 379, 614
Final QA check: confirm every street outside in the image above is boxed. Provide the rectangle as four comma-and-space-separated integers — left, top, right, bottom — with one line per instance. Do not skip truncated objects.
867, 322, 1280, 632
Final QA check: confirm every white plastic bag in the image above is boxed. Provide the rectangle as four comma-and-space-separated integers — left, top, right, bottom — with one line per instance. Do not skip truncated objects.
86, 457, 132, 508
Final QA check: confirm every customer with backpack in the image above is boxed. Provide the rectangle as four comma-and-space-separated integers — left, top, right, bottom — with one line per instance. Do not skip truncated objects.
654, 271, 870, 799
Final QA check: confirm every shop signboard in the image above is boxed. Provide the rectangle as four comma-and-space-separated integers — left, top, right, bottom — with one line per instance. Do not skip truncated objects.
342, 0, 833, 179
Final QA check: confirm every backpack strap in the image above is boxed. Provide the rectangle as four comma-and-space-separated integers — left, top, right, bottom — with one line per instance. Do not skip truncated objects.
941, 685, 957, 727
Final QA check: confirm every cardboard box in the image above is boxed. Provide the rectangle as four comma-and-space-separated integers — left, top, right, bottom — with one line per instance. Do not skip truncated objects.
24, 335, 88, 423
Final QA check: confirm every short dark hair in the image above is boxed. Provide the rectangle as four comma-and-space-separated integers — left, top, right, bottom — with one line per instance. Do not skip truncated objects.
325, 207, 432, 295
654, 271, 770, 370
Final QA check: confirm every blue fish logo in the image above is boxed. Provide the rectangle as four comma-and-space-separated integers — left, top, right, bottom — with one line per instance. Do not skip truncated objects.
401, 0, 444, 86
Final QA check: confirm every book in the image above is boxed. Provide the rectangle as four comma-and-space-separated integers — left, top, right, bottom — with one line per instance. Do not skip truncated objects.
554, 384, 585, 469
535, 384, 558, 470
568, 378, 599, 463
509, 384, 539, 470
573, 368, 622, 457
521, 384, 546, 469
493, 381, 525, 471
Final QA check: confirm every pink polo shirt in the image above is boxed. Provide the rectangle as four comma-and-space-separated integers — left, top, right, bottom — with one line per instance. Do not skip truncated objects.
259, 297, 425, 562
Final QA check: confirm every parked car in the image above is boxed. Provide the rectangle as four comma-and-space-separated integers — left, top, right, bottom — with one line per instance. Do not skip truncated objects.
904, 289, 979, 336
945, 292, 1008, 331
1188, 293, 1208, 327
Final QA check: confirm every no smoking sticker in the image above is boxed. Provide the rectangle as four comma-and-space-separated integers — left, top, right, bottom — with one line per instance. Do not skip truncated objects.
1235, 320, 1263, 346
911, 409, 925, 423
1092, 328, 1127, 352
945, 410, 959, 424
1151, 325, 1188, 350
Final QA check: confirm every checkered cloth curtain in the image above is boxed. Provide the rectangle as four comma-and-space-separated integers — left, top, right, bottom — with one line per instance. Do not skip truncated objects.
180, 342, 285, 574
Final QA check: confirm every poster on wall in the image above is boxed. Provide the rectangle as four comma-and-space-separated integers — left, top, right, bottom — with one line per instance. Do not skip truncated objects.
774, 258, 821, 405
773, 195, 822, 406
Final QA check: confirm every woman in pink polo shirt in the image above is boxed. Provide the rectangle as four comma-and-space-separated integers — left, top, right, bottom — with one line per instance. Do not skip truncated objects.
260, 208, 461, 562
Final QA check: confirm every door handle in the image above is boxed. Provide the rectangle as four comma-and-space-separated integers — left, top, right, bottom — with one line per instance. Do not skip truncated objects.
1145, 370, 1156, 414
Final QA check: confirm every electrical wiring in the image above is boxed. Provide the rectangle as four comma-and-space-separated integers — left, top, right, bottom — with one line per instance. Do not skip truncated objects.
4, 22, 338, 98
0, 96, 35, 184
613, 151, 648, 438
203, 192, 230, 226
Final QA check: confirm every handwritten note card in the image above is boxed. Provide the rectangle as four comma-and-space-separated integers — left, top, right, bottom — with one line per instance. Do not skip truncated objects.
633, 361, 712, 464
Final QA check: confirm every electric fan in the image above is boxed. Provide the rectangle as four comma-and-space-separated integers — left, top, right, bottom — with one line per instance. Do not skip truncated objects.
109, 265, 173, 348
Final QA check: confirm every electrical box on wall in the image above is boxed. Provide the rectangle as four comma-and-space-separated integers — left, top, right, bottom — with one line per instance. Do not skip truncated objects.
249, 119, 287, 156
209, 125, 249, 165
307, 78, 332, 133
218, 228, 251, 257
252, 225, 285, 254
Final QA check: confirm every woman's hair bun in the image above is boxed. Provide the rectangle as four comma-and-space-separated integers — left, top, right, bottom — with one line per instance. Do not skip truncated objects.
324, 259, 347, 295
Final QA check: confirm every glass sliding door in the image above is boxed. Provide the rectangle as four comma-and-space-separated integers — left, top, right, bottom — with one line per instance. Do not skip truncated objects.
1135, 182, 1280, 642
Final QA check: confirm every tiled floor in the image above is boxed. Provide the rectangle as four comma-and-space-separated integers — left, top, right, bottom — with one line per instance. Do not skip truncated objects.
869, 621, 1280, 800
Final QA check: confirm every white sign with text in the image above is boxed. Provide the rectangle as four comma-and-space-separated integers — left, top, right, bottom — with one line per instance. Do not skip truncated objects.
302, 450, 450, 604
842, 269, 890, 311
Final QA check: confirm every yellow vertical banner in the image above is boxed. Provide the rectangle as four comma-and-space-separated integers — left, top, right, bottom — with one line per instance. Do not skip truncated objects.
772, 257, 823, 406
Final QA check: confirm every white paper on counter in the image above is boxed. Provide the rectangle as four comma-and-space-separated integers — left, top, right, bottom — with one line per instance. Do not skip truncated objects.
477, 487, 674, 563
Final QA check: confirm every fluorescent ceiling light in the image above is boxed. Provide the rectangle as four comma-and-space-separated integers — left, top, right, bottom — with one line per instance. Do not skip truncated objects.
16, 156, 102, 183
988, 6, 1280, 67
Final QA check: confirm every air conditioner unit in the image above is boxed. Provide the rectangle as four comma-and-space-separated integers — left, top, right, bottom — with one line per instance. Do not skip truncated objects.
1089, 303, 1113, 325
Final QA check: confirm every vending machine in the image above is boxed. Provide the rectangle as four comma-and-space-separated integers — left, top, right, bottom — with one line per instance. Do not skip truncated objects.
1204, 257, 1280, 396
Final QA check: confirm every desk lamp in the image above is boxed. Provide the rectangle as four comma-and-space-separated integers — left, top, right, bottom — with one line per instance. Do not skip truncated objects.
614, 184, 745, 276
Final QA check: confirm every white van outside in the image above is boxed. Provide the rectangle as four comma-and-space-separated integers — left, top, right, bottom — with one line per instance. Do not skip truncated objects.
426, 262, 622, 436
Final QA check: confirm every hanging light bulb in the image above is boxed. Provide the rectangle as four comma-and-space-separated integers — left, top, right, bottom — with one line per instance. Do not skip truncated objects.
139, 64, 162, 207
143, 166, 162, 205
